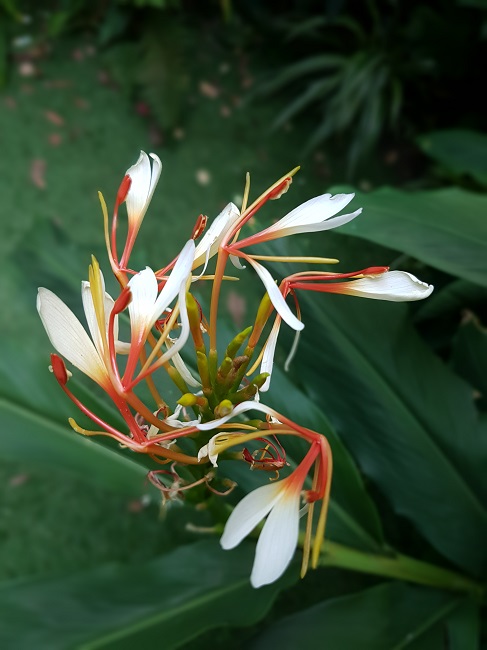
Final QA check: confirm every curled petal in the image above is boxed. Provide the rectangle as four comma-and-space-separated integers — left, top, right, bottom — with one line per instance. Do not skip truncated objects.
324, 270, 434, 301
37, 288, 108, 385
128, 267, 159, 340
247, 258, 303, 331
259, 317, 281, 392
196, 400, 280, 431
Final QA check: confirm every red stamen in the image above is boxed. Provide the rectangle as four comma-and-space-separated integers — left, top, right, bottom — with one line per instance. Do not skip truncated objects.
192, 214, 208, 240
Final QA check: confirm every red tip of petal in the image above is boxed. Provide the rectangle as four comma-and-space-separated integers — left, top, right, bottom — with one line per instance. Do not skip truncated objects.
50, 353, 69, 385
116, 175, 132, 206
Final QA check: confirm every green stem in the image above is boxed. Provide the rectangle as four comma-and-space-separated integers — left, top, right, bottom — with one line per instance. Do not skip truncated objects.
314, 539, 484, 599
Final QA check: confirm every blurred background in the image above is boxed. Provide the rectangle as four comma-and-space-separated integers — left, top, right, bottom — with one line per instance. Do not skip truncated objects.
1, 1, 487, 648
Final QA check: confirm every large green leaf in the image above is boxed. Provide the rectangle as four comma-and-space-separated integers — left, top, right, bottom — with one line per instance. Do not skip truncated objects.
249, 582, 471, 650
451, 313, 487, 404
338, 187, 487, 287
0, 339, 151, 496
417, 129, 487, 187
292, 295, 487, 576
0, 540, 291, 650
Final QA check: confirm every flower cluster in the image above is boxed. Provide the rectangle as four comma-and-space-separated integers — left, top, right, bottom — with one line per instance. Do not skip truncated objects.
37, 152, 433, 588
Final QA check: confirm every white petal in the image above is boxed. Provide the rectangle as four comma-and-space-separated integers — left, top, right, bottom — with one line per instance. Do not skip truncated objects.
37, 288, 107, 384
198, 433, 220, 466
152, 281, 191, 366
281, 207, 362, 237
230, 254, 246, 270
220, 481, 283, 549
265, 192, 355, 232
337, 271, 434, 301
196, 400, 279, 431
193, 203, 240, 267
81, 274, 116, 358
125, 151, 162, 230
152, 240, 195, 326
128, 267, 158, 337
166, 340, 201, 387
259, 317, 281, 392
247, 259, 304, 331
251, 487, 301, 588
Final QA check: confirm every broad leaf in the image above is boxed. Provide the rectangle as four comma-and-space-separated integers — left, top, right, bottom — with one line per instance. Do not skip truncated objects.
0, 540, 291, 650
0, 339, 151, 496
451, 313, 487, 404
293, 295, 487, 576
338, 187, 487, 287
249, 582, 469, 650
417, 129, 487, 187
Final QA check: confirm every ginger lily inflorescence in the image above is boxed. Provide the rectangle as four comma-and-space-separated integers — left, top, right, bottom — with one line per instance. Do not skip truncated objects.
37, 151, 433, 588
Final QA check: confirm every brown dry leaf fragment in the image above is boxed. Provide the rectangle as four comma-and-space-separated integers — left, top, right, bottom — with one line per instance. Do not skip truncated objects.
45, 110, 64, 126
199, 80, 220, 99
48, 133, 62, 146
30, 159, 46, 189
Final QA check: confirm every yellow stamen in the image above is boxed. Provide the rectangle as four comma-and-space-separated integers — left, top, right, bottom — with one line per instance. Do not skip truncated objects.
98, 191, 125, 287
249, 255, 339, 265
311, 437, 333, 569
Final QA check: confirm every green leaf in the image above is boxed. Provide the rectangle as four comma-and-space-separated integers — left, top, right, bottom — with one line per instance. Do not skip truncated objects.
0, 540, 291, 650
249, 582, 466, 650
415, 279, 487, 322
451, 313, 487, 403
337, 187, 487, 287
417, 129, 487, 187
446, 598, 480, 650
294, 295, 487, 576
0, 339, 151, 496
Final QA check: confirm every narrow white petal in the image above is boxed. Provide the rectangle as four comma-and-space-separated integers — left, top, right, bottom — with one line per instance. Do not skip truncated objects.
266, 193, 355, 232
125, 151, 152, 227
147, 153, 162, 205
196, 400, 279, 431
251, 487, 301, 588
81, 274, 116, 360
247, 259, 304, 331
153, 282, 191, 366
193, 203, 241, 267
337, 270, 434, 301
220, 481, 283, 549
37, 288, 107, 384
230, 254, 246, 269
280, 207, 362, 237
128, 267, 158, 337
152, 240, 195, 326
166, 340, 201, 387
259, 317, 281, 392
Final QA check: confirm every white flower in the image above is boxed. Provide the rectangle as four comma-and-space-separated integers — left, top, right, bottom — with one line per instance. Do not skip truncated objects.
125, 151, 162, 239
221, 475, 302, 588
193, 202, 241, 270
